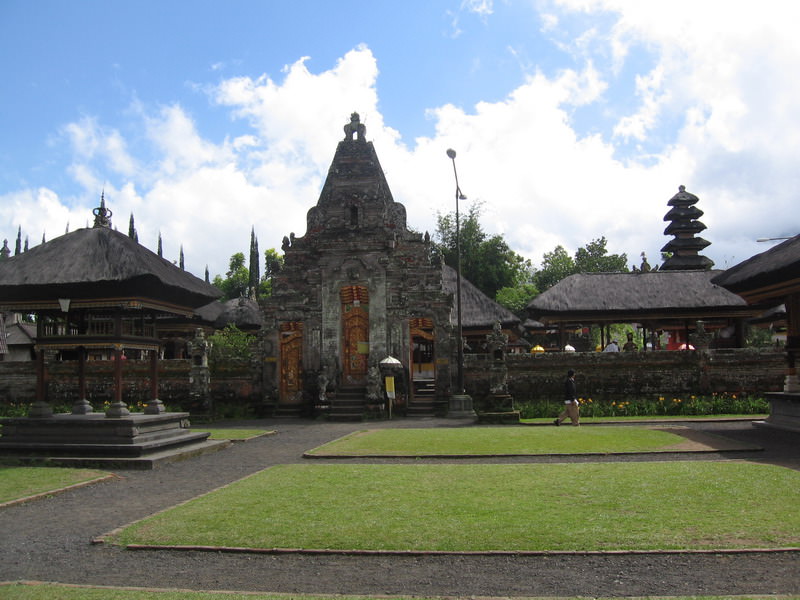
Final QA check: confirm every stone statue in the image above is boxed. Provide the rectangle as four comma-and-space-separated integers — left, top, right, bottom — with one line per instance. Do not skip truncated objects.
366, 363, 383, 403
343, 112, 366, 141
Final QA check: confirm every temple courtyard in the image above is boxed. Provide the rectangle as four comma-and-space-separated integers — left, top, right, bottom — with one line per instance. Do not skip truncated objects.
1, 417, 798, 598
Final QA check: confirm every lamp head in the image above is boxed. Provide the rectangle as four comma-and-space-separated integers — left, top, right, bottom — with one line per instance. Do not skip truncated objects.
446, 148, 456, 159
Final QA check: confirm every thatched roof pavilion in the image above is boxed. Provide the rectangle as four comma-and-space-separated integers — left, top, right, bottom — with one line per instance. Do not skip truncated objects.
526, 270, 759, 350
0, 196, 221, 417
711, 235, 800, 304
442, 264, 521, 352
712, 235, 800, 431
0, 223, 219, 314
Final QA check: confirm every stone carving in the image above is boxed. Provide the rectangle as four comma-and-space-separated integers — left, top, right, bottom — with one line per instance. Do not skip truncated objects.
343, 112, 366, 141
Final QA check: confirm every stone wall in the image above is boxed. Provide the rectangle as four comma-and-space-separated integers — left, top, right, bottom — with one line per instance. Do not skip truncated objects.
0, 359, 260, 414
465, 349, 786, 404
1, 349, 787, 415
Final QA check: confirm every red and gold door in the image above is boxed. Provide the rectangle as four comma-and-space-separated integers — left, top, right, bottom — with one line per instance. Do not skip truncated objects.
341, 286, 369, 385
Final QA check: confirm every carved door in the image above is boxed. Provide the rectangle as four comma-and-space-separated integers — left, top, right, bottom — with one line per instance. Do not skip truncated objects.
279, 322, 303, 403
341, 286, 369, 385
410, 318, 435, 381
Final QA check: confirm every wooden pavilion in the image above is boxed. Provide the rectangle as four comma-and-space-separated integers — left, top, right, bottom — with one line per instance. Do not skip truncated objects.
712, 234, 800, 431
526, 269, 760, 351
0, 196, 227, 465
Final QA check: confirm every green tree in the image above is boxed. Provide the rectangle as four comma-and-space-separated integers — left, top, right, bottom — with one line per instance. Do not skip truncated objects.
248, 228, 260, 299
534, 237, 629, 292
435, 202, 531, 300
534, 245, 575, 292
259, 247, 284, 297
574, 236, 628, 273
208, 324, 255, 362
495, 282, 540, 315
213, 252, 249, 301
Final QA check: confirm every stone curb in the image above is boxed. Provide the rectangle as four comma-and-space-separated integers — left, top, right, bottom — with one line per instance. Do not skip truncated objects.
0, 473, 119, 509
121, 543, 800, 557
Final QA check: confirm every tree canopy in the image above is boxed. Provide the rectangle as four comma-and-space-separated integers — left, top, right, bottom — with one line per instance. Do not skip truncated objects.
435, 202, 533, 300
534, 236, 628, 292
213, 246, 284, 301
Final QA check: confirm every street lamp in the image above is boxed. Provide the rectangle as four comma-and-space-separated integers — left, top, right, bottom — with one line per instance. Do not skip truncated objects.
446, 148, 467, 394
444, 149, 475, 420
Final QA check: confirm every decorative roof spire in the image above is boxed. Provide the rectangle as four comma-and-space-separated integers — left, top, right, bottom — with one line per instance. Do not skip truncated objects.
0, 239, 10, 260
92, 191, 113, 228
660, 185, 713, 270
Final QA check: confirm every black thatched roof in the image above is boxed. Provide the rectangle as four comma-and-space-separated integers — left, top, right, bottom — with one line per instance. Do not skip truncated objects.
527, 270, 752, 322
442, 264, 519, 328
0, 226, 221, 312
214, 297, 264, 331
711, 235, 800, 302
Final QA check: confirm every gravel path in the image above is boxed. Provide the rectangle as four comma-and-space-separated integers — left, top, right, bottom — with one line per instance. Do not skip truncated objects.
1, 418, 798, 597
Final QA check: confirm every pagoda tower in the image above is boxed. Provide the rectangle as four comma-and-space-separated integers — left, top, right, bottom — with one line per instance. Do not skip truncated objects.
660, 185, 714, 270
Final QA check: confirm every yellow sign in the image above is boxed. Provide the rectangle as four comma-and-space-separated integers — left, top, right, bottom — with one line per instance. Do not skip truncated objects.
385, 376, 395, 399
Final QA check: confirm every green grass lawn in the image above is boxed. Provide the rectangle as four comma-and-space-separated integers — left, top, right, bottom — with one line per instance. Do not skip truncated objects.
109, 461, 800, 552
4, 583, 791, 600
306, 426, 693, 456
521, 414, 767, 424
0, 466, 111, 504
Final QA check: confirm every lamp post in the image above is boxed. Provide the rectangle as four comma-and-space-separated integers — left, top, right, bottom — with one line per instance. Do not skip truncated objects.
445, 149, 475, 419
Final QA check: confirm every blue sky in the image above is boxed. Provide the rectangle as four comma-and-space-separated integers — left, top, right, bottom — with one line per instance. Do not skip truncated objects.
2, 0, 798, 281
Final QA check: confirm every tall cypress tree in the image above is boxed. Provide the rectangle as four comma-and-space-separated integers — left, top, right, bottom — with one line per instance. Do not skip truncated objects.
14, 226, 21, 255
157, 232, 163, 257
179, 245, 185, 270
248, 227, 260, 299
128, 213, 138, 242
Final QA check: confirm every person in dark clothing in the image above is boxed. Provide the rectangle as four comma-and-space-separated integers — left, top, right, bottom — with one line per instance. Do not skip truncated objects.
554, 369, 579, 426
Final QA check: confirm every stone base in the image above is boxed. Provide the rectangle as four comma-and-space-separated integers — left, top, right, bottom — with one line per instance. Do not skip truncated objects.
446, 394, 477, 420
754, 392, 800, 433
0, 412, 230, 468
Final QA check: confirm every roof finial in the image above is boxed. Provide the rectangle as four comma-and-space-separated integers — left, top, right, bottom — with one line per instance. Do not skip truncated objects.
343, 112, 366, 141
93, 191, 113, 228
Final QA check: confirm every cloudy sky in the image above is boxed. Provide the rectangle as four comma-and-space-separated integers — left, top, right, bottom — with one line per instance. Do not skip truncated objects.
1, 0, 798, 284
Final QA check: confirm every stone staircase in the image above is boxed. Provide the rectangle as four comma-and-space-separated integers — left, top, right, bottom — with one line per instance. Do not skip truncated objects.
329, 385, 367, 421
407, 379, 437, 417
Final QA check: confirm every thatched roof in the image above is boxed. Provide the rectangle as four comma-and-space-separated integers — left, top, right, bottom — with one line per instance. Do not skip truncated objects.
527, 270, 753, 323
711, 235, 800, 303
214, 297, 264, 331
442, 264, 519, 328
0, 226, 221, 313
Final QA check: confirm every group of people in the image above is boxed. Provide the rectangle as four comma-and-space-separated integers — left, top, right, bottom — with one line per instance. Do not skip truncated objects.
603, 332, 638, 352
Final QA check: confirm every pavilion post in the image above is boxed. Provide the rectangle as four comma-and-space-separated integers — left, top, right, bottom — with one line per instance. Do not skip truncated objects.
71, 347, 93, 414
28, 346, 53, 418
145, 347, 165, 414
105, 344, 130, 418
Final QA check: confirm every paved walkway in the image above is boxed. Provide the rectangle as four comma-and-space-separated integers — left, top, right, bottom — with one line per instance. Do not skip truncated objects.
1, 418, 798, 597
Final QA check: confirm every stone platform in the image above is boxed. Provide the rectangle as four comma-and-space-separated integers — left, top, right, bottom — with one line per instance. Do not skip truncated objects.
0, 412, 230, 469
755, 392, 800, 433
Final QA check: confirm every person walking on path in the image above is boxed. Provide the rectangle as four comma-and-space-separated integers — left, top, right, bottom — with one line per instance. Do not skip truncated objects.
554, 369, 580, 426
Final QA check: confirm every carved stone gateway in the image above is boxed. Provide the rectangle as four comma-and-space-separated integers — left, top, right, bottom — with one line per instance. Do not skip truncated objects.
261, 114, 454, 419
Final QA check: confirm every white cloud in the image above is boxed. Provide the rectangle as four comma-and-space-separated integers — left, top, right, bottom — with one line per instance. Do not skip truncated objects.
4, 3, 800, 286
